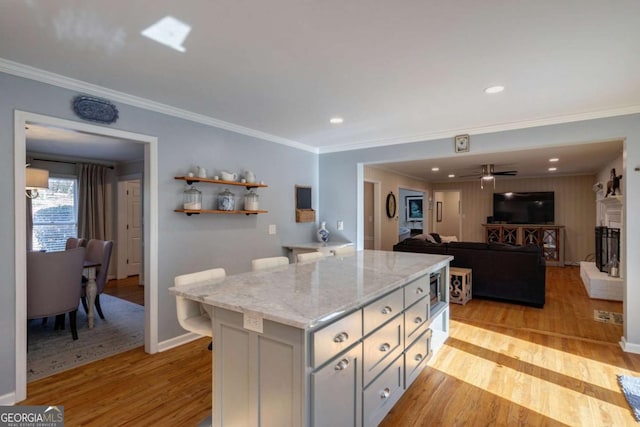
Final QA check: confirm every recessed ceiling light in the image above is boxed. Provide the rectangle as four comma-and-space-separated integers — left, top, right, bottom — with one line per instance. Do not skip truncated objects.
329, 117, 343, 124
448, 174, 455, 178
548, 167, 557, 171
141, 16, 191, 52
484, 85, 505, 94
431, 167, 439, 172
549, 158, 559, 162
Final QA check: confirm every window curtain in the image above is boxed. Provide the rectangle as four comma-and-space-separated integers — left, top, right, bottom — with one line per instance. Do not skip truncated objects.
77, 163, 109, 240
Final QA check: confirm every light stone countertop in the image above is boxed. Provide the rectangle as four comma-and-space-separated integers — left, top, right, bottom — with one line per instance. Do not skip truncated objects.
282, 241, 353, 250
170, 249, 452, 330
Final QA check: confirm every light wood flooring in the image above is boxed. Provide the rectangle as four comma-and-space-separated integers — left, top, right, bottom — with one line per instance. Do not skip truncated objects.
22, 267, 640, 426
103, 275, 144, 306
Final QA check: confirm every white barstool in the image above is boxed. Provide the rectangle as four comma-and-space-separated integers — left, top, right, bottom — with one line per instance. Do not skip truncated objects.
174, 268, 226, 350
252, 256, 289, 271
331, 246, 356, 257
296, 251, 327, 263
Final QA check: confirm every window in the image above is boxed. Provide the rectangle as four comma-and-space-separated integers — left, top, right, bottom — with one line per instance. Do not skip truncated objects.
31, 177, 78, 252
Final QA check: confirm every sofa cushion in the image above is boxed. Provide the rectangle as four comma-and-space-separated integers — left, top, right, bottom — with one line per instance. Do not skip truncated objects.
447, 241, 488, 250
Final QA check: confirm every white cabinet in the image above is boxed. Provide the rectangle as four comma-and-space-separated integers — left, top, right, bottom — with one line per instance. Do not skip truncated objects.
199, 258, 450, 427
311, 344, 363, 427
310, 267, 447, 426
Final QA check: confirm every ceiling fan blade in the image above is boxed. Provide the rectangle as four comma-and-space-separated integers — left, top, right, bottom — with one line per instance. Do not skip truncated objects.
493, 170, 518, 176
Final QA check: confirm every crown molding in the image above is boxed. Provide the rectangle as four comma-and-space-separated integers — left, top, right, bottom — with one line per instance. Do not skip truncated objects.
0, 58, 318, 154
319, 105, 640, 154
3, 57, 638, 157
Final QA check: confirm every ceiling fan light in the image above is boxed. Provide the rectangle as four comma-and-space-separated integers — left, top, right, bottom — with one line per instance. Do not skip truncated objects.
482, 175, 494, 180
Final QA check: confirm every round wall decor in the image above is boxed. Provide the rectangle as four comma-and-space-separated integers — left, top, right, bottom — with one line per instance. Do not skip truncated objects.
386, 192, 397, 218
72, 95, 119, 124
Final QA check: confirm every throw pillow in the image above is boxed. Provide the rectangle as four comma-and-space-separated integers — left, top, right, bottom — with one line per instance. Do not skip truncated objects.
425, 234, 437, 243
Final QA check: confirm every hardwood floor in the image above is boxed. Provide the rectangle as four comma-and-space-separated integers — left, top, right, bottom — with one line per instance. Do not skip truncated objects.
103, 275, 144, 306
381, 266, 640, 426
22, 267, 640, 426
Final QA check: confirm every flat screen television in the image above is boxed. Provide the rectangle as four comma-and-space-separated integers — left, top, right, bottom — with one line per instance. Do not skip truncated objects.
493, 192, 554, 224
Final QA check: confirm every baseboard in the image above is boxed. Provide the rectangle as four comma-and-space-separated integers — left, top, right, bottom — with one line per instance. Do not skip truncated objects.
619, 337, 640, 354
0, 391, 17, 405
157, 332, 204, 352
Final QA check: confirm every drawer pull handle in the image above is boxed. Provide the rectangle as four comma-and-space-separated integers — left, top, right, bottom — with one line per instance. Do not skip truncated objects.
414, 316, 423, 324
416, 287, 424, 294
415, 353, 423, 362
334, 358, 350, 371
333, 332, 349, 343
380, 388, 390, 399
379, 343, 391, 352
381, 305, 393, 315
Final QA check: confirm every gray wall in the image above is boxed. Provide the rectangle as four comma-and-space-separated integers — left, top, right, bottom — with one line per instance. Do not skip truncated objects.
0, 72, 318, 396
319, 114, 640, 351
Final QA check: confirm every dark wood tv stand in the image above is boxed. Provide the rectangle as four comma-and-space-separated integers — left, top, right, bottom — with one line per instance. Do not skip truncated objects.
482, 224, 565, 266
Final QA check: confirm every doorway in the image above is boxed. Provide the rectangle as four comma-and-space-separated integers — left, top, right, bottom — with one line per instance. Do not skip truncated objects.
14, 111, 159, 401
363, 180, 381, 250
433, 190, 462, 239
399, 188, 425, 240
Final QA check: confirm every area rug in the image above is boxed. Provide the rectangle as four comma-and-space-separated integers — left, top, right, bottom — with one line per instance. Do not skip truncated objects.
618, 375, 640, 422
27, 294, 144, 382
594, 309, 623, 325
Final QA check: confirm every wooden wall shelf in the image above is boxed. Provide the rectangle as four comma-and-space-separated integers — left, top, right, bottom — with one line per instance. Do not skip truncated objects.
175, 176, 268, 189
175, 175, 268, 216
175, 209, 268, 216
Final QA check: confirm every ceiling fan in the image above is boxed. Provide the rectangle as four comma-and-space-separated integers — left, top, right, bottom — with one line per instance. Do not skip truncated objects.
461, 164, 518, 188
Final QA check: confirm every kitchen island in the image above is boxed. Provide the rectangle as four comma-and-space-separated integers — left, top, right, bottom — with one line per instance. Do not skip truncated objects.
170, 250, 451, 427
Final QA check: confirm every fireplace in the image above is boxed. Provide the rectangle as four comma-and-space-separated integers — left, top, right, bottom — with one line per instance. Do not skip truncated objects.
595, 226, 620, 273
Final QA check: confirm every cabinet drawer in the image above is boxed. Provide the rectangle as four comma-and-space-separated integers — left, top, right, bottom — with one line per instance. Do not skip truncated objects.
363, 314, 404, 386
405, 328, 432, 389
404, 296, 429, 346
363, 287, 403, 335
363, 355, 404, 427
404, 275, 429, 308
311, 310, 363, 368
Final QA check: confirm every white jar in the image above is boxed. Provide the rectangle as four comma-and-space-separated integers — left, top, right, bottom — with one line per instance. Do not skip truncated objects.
183, 186, 202, 210
244, 190, 259, 211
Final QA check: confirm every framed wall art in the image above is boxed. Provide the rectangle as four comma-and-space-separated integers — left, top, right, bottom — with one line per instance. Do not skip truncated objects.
405, 196, 423, 221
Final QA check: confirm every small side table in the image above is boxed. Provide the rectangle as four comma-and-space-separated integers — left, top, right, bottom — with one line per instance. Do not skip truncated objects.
449, 267, 472, 305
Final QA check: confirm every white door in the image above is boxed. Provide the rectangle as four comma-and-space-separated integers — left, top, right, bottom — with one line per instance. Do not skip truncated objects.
126, 180, 142, 276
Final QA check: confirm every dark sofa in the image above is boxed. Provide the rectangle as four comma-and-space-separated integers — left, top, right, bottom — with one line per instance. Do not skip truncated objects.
393, 238, 546, 307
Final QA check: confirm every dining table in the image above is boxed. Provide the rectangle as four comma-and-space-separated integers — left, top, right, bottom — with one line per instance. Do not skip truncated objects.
83, 260, 100, 328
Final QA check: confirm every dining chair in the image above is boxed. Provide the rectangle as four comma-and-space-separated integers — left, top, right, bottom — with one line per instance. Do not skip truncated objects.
174, 268, 226, 350
81, 239, 114, 320
331, 246, 356, 257
251, 256, 289, 271
296, 251, 327, 263
27, 247, 86, 340
65, 237, 87, 250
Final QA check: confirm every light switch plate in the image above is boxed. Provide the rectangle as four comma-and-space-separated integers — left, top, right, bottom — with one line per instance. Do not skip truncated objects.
269, 224, 276, 235
337, 220, 344, 230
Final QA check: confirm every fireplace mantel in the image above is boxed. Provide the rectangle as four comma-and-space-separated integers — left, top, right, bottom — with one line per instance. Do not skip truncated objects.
599, 195, 623, 208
